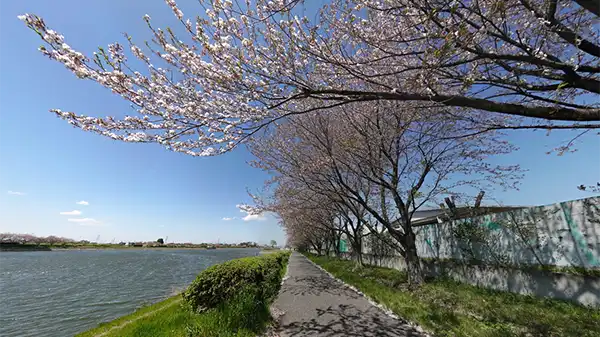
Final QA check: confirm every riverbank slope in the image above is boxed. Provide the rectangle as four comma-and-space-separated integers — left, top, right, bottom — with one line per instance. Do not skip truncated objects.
76, 251, 290, 337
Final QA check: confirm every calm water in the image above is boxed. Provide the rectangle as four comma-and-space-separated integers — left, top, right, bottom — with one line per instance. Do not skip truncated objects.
0, 248, 260, 337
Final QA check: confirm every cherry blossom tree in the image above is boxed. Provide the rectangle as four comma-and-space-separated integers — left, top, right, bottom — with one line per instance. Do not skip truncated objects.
18, 0, 599, 156
280, 205, 339, 255
270, 179, 371, 263
269, 184, 340, 254
0, 233, 74, 244
250, 100, 522, 285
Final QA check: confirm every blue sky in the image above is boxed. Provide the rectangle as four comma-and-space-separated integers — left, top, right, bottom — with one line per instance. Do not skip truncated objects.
0, 0, 598, 244
0, 0, 288, 244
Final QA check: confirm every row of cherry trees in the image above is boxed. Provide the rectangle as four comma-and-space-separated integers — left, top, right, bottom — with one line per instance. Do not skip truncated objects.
18, 0, 599, 284
248, 101, 521, 285
0, 233, 75, 245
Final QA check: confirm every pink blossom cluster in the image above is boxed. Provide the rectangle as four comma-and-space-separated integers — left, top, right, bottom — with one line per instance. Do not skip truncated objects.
18, 0, 599, 156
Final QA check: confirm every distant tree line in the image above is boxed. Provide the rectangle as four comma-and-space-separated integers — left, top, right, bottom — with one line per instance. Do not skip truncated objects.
0, 233, 76, 245
0, 233, 261, 248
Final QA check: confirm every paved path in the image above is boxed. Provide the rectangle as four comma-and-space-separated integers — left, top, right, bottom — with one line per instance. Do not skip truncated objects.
271, 252, 424, 337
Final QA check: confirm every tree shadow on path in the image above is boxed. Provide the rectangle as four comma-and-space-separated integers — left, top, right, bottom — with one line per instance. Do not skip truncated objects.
275, 303, 423, 337
279, 275, 362, 299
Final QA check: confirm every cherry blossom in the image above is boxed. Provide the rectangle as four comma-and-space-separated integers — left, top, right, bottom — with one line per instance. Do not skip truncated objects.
18, 0, 599, 156
249, 101, 522, 285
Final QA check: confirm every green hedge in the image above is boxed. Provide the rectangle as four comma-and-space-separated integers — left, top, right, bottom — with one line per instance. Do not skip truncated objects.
183, 251, 290, 312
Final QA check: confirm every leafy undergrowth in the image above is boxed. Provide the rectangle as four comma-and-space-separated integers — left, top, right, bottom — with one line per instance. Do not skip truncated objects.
306, 254, 600, 337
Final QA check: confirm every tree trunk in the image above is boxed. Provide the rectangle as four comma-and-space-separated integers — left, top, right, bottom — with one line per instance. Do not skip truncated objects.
356, 250, 364, 266
334, 234, 341, 257
352, 238, 364, 266
350, 240, 364, 271
312, 241, 323, 255
404, 231, 424, 287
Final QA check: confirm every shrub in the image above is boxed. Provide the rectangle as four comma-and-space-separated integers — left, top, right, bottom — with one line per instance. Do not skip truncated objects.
184, 285, 271, 337
183, 252, 290, 312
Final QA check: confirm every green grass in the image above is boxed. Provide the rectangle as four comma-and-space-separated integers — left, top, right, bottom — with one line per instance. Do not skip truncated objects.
76, 296, 188, 337
184, 287, 272, 337
77, 289, 274, 337
306, 254, 600, 337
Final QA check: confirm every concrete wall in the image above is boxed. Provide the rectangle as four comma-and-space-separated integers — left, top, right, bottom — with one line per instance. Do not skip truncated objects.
352, 197, 600, 307
423, 260, 600, 308
341, 252, 600, 307
414, 197, 600, 268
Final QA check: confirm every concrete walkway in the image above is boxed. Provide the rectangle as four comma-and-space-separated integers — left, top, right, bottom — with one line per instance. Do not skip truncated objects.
271, 252, 424, 337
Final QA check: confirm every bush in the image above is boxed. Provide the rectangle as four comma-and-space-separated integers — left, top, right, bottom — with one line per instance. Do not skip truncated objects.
185, 285, 271, 337
183, 252, 290, 312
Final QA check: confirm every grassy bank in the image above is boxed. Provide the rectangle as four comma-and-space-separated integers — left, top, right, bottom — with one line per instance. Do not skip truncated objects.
76, 296, 185, 337
306, 254, 600, 337
76, 291, 269, 337
78, 251, 290, 337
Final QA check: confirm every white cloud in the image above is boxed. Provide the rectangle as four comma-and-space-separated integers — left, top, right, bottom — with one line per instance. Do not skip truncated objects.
76, 200, 89, 206
60, 210, 82, 215
236, 205, 267, 221
7, 191, 25, 196
222, 217, 236, 221
242, 213, 267, 221
236, 205, 266, 222
68, 218, 100, 225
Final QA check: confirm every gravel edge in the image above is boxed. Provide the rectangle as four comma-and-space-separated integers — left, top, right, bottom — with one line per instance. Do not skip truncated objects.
261, 254, 292, 337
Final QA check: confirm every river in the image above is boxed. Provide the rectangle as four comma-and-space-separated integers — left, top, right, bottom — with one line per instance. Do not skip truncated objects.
0, 248, 260, 337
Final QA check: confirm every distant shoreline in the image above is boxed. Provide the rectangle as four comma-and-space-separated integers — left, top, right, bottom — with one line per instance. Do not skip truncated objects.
49, 247, 250, 251
0, 245, 261, 252
0, 245, 52, 252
